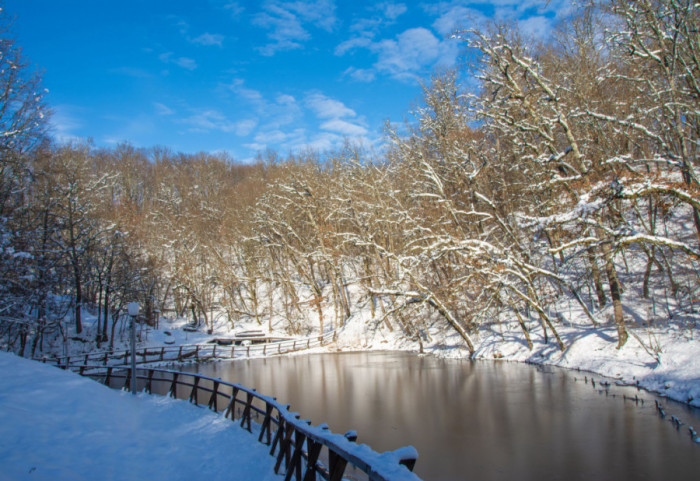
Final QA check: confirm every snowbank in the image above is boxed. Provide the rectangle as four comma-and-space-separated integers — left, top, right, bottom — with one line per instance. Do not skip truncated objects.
334, 310, 700, 408
0, 351, 281, 481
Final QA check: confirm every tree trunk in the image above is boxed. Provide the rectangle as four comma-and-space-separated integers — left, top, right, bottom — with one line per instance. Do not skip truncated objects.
74, 271, 83, 334
588, 248, 607, 309
601, 242, 628, 348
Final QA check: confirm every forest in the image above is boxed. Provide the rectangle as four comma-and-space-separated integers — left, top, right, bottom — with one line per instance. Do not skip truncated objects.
1, 0, 698, 358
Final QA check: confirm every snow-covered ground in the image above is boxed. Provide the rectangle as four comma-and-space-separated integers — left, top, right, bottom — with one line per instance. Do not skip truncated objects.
2, 287, 698, 480
0, 351, 281, 481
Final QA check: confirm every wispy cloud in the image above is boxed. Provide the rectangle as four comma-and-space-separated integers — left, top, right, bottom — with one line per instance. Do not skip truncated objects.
191, 33, 225, 47
517, 15, 553, 40
159, 52, 198, 71
335, 36, 373, 56
228, 78, 265, 105
167, 16, 190, 36
253, 0, 337, 56
342, 67, 376, 82
374, 27, 456, 81
426, 0, 570, 37
110, 67, 153, 79
338, 27, 458, 83
378, 2, 407, 21
320, 119, 367, 136
181, 109, 257, 136
430, 5, 488, 36
50, 104, 86, 144
222, 1, 245, 18
153, 102, 175, 116
305, 92, 368, 137
338, 2, 408, 57
306, 92, 356, 119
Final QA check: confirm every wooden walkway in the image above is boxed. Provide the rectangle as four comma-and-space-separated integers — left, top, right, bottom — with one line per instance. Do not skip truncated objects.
36, 331, 336, 370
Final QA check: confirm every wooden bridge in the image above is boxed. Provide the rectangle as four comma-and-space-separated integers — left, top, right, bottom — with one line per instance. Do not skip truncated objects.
66, 363, 422, 481
35, 330, 336, 369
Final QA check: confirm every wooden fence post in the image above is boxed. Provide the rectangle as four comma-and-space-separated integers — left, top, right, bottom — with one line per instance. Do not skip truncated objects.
189, 375, 200, 405
225, 387, 239, 420
169, 372, 179, 398
258, 403, 275, 445
208, 381, 220, 411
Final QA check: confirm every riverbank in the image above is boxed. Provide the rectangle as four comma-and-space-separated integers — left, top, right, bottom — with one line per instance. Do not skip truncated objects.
333, 312, 700, 409
23, 297, 700, 410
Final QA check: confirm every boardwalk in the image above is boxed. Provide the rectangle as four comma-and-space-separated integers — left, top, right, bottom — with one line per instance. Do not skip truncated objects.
36, 330, 336, 369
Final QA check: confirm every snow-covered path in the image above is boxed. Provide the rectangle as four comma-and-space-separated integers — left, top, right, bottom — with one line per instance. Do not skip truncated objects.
0, 351, 281, 481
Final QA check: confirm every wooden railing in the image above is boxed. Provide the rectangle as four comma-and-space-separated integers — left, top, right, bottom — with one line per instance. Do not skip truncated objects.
72, 364, 421, 481
35, 330, 336, 369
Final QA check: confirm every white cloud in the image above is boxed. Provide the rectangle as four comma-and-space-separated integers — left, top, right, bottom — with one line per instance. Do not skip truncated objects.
168, 16, 190, 36
233, 119, 258, 136
159, 52, 198, 71
320, 119, 368, 136
276, 94, 296, 105
335, 36, 373, 56
224, 80, 302, 132
223, 2, 245, 18
174, 57, 197, 70
373, 27, 457, 82
303, 131, 342, 151
253, 129, 293, 144
305, 92, 356, 119
182, 110, 257, 136
110, 67, 153, 78
229, 78, 265, 104
50, 104, 86, 143
288, 0, 336, 31
250, 127, 307, 151
304, 92, 368, 140
342, 67, 376, 83
378, 2, 407, 21
426, 0, 569, 38
192, 33, 225, 47
432, 5, 488, 36
154, 103, 175, 116
518, 16, 553, 40
253, 0, 337, 56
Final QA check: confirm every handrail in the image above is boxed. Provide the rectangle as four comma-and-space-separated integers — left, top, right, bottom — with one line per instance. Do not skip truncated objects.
72, 364, 421, 481
35, 330, 337, 369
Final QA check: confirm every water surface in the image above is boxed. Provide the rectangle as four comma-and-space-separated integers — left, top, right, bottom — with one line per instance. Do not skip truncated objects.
180, 352, 700, 481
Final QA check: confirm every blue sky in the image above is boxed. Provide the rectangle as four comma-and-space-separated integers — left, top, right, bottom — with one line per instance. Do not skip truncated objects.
6, 1, 570, 162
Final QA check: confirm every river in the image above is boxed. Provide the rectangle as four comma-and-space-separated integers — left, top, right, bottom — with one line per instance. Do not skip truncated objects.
177, 351, 700, 481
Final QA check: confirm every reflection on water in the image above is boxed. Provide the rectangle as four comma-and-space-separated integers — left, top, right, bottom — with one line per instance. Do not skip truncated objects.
179, 352, 700, 481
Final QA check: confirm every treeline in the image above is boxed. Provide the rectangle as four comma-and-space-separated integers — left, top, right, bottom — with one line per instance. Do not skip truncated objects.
1, 0, 698, 356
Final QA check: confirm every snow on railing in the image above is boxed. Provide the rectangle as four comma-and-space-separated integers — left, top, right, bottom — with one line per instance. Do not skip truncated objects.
35, 330, 336, 369
72, 364, 421, 481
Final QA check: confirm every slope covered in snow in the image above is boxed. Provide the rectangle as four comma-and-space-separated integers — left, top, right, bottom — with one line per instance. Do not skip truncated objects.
0, 351, 281, 481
